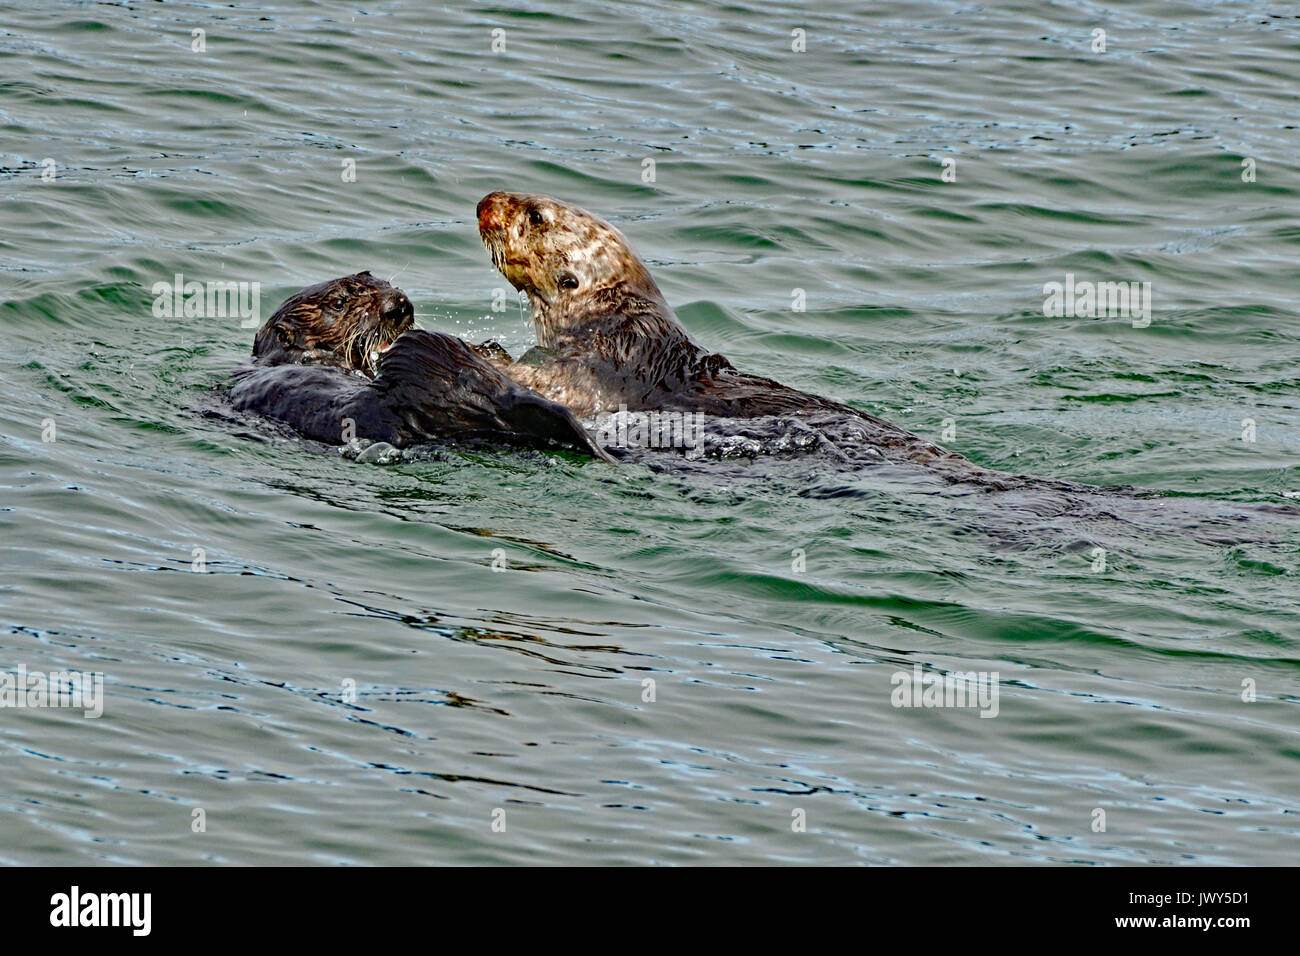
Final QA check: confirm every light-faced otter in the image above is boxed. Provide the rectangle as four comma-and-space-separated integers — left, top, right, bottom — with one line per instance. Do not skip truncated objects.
475, 192, 971, 470
228, 271, 612, 460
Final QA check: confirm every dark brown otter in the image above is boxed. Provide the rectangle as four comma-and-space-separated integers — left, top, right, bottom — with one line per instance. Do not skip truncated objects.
252, 271, 414, 375
475, 192, 969, 469
228, 271, 612, 460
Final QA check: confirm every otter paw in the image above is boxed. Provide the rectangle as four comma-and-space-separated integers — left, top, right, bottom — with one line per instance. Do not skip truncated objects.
355, 441, 400, 465
340, 438, 373, 459
471, 341, 514, 368
515, 346, 556, 367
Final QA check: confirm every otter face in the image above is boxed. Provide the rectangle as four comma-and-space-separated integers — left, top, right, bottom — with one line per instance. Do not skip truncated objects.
477, 192, 661, 344
253, 271, 414, 375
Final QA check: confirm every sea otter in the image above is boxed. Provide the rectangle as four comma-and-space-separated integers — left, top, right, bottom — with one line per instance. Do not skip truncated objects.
475, 191, 973, 471
250, 269, 415, 375
227, 271, 612, 460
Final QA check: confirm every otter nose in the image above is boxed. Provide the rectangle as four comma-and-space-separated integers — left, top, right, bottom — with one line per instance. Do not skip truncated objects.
477, 191, 511, 232
381, 289, 414, 328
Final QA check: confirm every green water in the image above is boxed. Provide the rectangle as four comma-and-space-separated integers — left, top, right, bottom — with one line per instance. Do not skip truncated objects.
1, 1, 1297, 865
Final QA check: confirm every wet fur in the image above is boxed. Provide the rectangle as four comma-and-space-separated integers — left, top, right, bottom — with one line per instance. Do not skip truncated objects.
252, 271, 414, 375
229, 274, 612, 460
477, 192, 975, 469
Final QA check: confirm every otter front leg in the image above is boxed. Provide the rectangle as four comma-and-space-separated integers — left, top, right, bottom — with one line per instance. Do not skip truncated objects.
471, 340, 513, 370
514, 346, 554, 366
503, 356, 606, 420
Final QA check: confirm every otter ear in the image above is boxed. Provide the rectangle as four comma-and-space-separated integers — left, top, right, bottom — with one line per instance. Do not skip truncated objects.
356, 270, 372, 277
252, 317, 293, 361
270, 318, 301, 351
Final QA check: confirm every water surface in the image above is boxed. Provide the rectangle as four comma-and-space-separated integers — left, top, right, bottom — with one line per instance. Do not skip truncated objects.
1, 1, 1297, 865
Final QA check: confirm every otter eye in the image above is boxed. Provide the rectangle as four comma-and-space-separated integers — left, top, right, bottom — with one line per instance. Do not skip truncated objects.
528, 209, 545, 226
329, 297, 346, 311
558, 273, 579, 290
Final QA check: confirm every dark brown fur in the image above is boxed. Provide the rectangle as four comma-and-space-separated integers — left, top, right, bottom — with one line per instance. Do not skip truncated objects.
230, 272, 612, 460
252, 271, 414, 375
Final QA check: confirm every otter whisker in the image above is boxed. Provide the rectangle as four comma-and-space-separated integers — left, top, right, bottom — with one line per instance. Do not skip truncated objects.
339, 324, 361, 366
340, 321, 383, 377
355, 327, 383, 377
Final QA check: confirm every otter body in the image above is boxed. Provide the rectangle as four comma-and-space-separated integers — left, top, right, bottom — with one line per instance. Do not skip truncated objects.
476, 192, 969, 469
227, 271, 611, 460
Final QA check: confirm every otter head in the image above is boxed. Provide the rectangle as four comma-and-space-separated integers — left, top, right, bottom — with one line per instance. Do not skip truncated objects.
477, 192, 668, 348
253, 271, 414, 375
